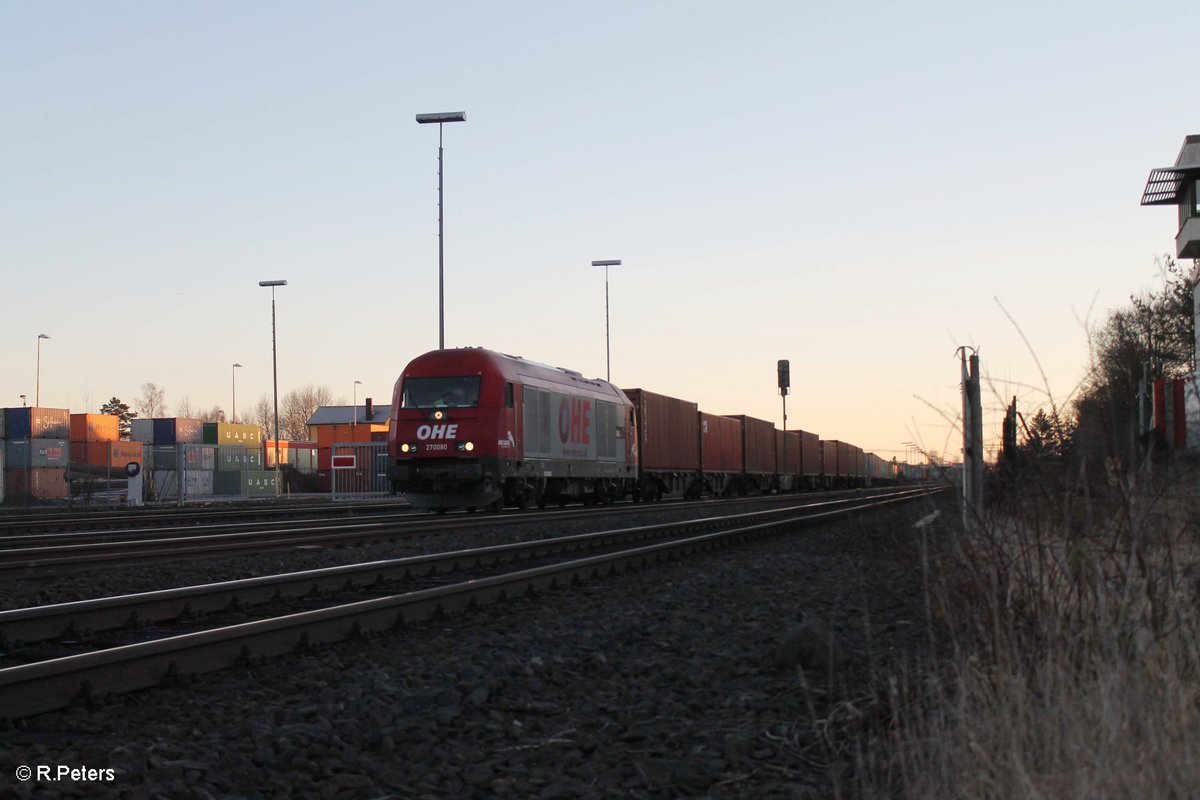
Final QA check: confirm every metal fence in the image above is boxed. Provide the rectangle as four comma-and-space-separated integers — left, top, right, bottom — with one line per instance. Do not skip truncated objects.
331, 442, 392, 500
145, 444, 279, 503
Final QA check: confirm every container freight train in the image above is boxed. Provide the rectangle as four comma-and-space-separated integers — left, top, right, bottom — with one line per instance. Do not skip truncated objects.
388, 348, 907, 512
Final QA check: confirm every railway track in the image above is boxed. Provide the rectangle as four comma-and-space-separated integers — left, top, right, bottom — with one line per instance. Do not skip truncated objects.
0, 488, 900, 575
0, 486, 946, 719
0, 498, 412, 536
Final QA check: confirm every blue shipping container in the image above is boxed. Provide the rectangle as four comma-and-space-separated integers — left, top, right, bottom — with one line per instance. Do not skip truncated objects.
152, 418, 204, 445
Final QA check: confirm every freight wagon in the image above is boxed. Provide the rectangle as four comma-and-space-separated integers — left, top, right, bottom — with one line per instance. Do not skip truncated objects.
622, 389, 701, 500
723, 415, 776, 493
700, 412, 742, 496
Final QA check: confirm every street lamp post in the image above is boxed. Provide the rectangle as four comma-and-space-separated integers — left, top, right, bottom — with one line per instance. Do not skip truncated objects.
231, 363, 243, 423
35, 334, 50, 407
591, 260, 622, 382
258, 280, 287, 485
352, 380, 362, 429
416, 111, 466, 350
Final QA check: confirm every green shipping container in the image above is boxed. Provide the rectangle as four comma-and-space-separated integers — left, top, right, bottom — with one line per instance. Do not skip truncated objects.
215, 445, 264, 471
203, 423, 264, 446
212, 470, 242, 496
245, 469, 278, 498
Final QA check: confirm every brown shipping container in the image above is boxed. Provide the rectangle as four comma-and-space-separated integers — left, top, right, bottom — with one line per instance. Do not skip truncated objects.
821, 440, 838, 476
70, 413, 120, 443
724, 415, 774, 474
70, 441, 144, 468
622, 389, 700, 472
4, 407, 70, 439
798, 429, 820, 476
775, 429, 802, 474
5, 468, 69, 500
837, 442, 851, 478
700, 412, 741, 473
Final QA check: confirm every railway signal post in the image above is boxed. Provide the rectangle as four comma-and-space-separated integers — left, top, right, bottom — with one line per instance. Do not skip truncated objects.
778, 359, 790, 491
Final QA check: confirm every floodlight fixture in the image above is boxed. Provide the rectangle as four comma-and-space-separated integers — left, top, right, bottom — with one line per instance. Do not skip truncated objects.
416, 112, 466, 124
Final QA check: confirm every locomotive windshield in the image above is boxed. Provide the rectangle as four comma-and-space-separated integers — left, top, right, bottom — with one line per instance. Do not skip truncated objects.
402, 376, 482, 408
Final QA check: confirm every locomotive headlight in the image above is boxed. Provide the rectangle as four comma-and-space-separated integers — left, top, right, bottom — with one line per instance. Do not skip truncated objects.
401, 442, 418, 454
456, 441, 475, 453
432, 409, 446, 421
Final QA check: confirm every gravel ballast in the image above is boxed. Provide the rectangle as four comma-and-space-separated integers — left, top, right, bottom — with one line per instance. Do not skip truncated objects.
1, 491, 951, 798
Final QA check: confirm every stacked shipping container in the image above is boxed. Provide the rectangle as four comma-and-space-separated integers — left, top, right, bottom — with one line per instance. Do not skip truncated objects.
2, 407, 70, 500
134, 419, 277, 500
68, 413, 143, 471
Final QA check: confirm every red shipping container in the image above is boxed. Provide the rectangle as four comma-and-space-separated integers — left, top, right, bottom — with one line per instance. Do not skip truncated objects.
775, 429, 802, 475
700, 412, 742, 473
623, 389, 700, 472
5, 468, 69, 500
70, 413, 120, 443
821, 440, 839, 476
724, 415, 774, 474
837, 441, 852, 478
797, 429, 820, 476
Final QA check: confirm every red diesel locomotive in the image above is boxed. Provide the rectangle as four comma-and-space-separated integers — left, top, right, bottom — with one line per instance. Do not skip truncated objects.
387, 348, 638, 511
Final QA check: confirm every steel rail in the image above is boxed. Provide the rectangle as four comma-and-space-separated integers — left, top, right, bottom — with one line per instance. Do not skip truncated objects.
0, 488, 912, 574
0, 487, 946, 719
0, 500, 412, 535
0, 489, 934, 646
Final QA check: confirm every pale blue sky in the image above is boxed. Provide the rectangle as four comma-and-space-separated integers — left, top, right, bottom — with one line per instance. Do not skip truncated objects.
2, 1, 1193, 462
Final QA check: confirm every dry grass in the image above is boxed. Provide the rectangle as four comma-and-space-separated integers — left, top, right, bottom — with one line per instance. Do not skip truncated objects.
857, 467, 1200, 799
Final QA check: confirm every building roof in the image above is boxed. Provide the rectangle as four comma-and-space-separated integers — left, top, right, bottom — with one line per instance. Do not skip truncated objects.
306, 405, 390, 426
1141, 134, 1200, 206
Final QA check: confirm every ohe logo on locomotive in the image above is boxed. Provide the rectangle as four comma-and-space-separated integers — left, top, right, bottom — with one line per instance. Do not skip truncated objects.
416, 424, 459, 440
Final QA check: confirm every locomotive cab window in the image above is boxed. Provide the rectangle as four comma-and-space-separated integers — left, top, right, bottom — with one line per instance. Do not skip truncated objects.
402, 376, 482, 408
505, 382, 514, 409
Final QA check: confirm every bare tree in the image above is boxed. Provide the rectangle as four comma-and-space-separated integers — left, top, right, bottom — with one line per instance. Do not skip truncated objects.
175, 396, 196, 419
252, 395, 273, 435
282, 384, 334, 441
137, 383, 167, 419
200, 405, 225, 423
